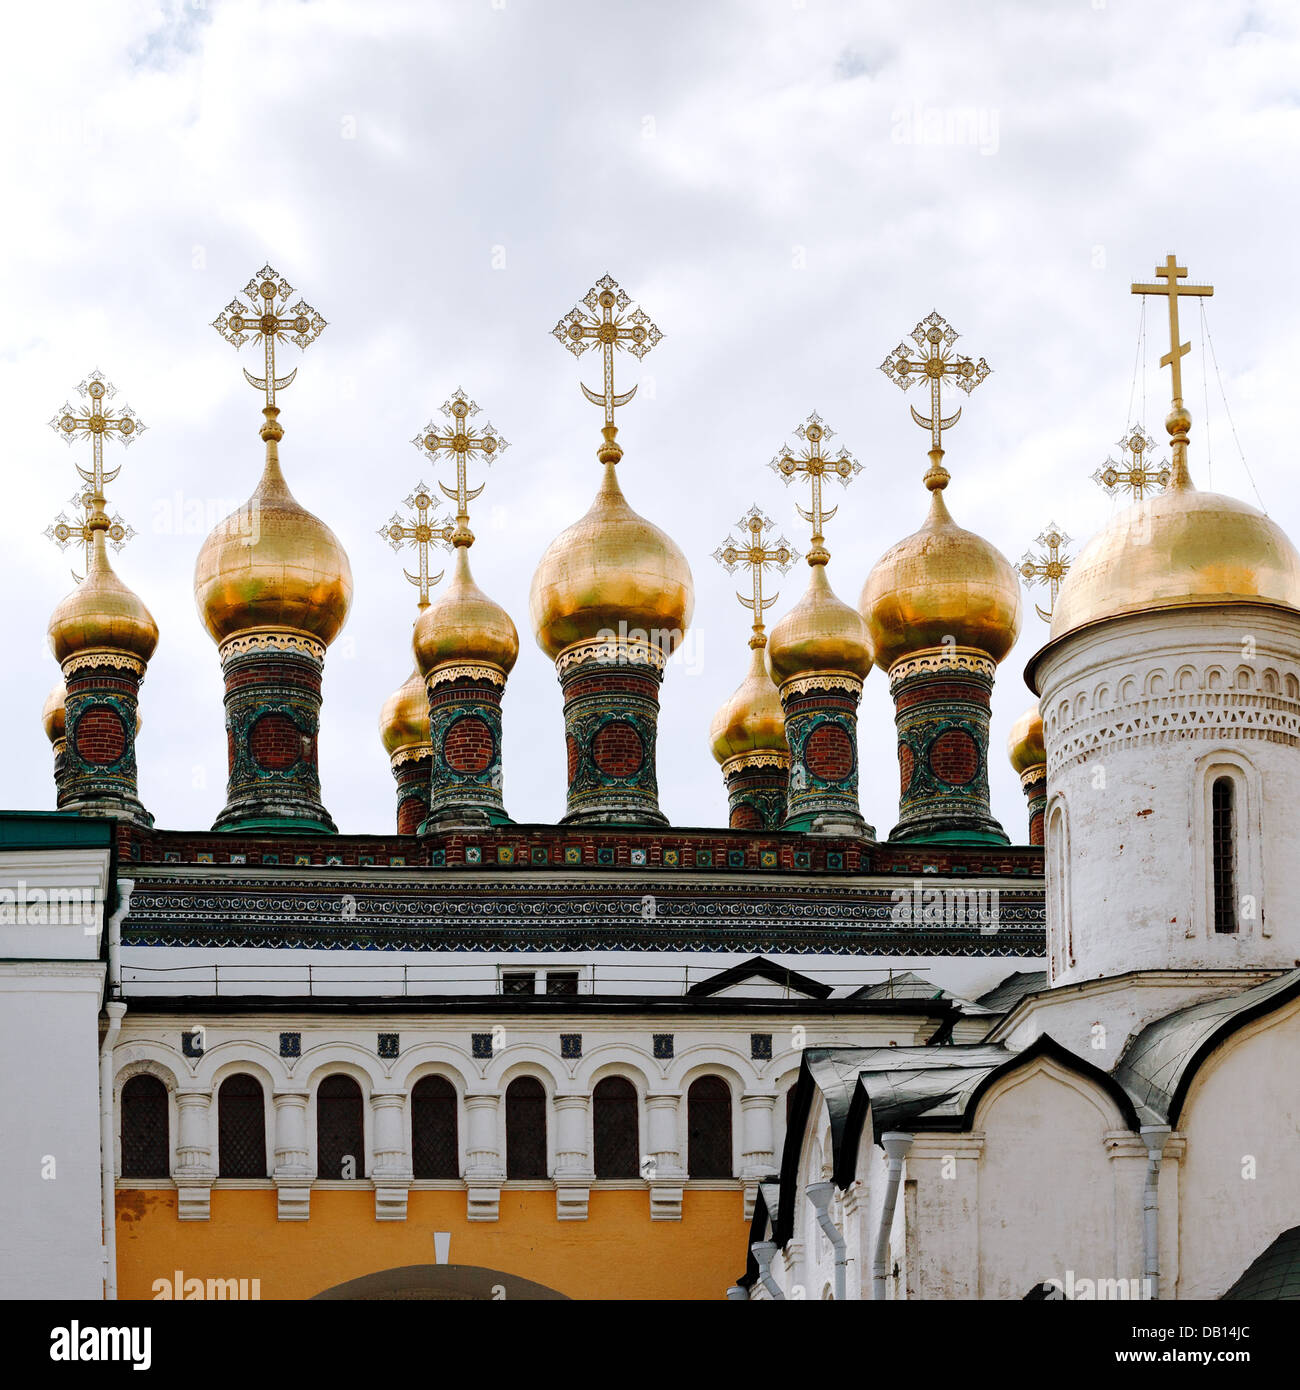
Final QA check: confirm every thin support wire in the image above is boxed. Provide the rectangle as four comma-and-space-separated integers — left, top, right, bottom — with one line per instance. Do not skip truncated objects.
1200, 300, 1266, 512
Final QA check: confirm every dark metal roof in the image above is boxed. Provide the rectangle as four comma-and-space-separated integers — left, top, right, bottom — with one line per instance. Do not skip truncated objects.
771, 1036, 1139, 1244
1221, 1226, 1300, 1301
976, 969, 1049, 1012
1115, 969, 1300, 1125
686, 956, 832, 999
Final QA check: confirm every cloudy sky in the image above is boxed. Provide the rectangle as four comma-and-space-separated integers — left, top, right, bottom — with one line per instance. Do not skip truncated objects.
5, 0, 1298, 838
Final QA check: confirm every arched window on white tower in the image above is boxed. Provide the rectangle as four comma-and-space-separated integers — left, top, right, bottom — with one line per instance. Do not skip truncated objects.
1192, 752, 1264, 940
1045, 799, 1072, 980
1211, 778, 1237, 934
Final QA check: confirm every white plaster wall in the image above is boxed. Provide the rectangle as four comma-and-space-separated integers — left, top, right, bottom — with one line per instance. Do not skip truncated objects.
1036, 606, 1300, 985
973, 1059, 1124, 1298
1175, 997, 1300, 1299
0, 964, 107, 1299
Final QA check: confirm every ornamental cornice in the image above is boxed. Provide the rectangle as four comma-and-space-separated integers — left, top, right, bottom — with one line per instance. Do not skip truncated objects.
887, 646, 996, 692
218, 629, 327, 663
62, 649, 147, 678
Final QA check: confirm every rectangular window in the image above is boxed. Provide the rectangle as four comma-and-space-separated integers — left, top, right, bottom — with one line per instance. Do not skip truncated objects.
1212, 777, 1237, 934
501, 970, 536, 995
545, 970, 579, 996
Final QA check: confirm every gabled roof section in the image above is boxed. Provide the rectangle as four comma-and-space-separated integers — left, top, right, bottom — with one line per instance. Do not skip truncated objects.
849, 971, 994, 1017
685, 956, 832, 1000
1221, 1225, 1300, 1301
772, 1036, 1139, 1241
976, 969, 1049, 1012
1115, 969, 1300, 1126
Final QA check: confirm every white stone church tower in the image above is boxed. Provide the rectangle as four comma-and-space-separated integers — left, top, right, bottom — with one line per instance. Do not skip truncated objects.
744, 258, 1300, 1302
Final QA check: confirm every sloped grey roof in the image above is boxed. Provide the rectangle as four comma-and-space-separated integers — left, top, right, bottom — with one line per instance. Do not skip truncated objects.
1115, 969, 1300, 1125
1221, 1226, 1300, 1301
976, 969, 1049, 1012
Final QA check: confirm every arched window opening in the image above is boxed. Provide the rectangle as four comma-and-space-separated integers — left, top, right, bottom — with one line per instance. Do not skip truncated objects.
412, 1075, 459, 1179
593, 1076, 639, 1178
317, 1074, 365, 1179
1212, 776, 1238, 934
687, 1074, 732, 1178
505, 1076, 547, 1179
218, 1073, 267, 1178
121, 1074, 169, 1179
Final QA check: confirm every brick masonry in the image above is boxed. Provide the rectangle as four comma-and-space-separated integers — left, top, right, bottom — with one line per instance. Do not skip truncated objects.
889, 659, 1006, 843
558, 656, 666, 824
59, 659, 150, 825
215, 639, 334, 833
73, 704, 127, 766
780, 681, 866, 830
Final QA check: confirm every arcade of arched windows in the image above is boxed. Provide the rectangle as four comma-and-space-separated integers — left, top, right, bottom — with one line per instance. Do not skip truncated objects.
110, 1034, 797, 1222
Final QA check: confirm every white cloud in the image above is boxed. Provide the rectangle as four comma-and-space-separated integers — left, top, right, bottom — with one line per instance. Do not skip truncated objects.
5, 0, 1299, 841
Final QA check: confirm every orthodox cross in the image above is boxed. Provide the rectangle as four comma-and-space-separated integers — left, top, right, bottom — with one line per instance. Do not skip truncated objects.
378, 483, 455, 609
1092, 425, 1171, 501
410, 388, 509, 547
880, 311, 990, 490
769, 412, 861, 564
552, 274, 662, 442
1019, 523, 1073, 623
49, 370, 145, 509
212, 264, 327, 410
1131, 255, 1213, 487
713, 505, 799, 647
45, 494, 135, 584
1131, 255, 1213, 412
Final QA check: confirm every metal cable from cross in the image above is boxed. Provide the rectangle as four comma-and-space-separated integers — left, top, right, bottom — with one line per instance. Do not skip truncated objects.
880, 310, 990, 490
713, 506, 799, 648
1019, 522, 1073, 622
211, 264, 327, 410
769, 413, 861, 564
410, 388, 509, 548
377, 483, 456, 609
552, 274, 662, 433
1092, 425, 1171, 501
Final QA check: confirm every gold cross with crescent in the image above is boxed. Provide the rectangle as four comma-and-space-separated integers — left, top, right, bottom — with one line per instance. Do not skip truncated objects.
552, 274, 662, 438
1019, 522, 1073, 622
212, 264, 327, 410
45, 492, 135, 584
49, 370, 145, 506
378, 483, 455, 609
713, 506, 799, 647
880, 311, 990, 491
1092, 425, 1171, 501
410, 388, 509, 548
769, 413, 861, 564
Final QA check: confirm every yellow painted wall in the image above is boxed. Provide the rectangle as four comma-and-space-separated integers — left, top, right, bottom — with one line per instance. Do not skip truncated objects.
116, 1187, 746, 1301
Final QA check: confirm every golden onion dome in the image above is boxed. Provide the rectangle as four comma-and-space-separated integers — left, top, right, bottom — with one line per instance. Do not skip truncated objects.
529, 459, 694, 660
710, 643, 788, 765
194, 421, 352, 646
768, 562, 874, 687
860, 488, 1021, 672
49, 529, 159, 667
378, 667, 430, 758
42, 676, 67, 744
413, 545, 519, 676
1007, 702, 1045, 775
1050, 482, 1300, 641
